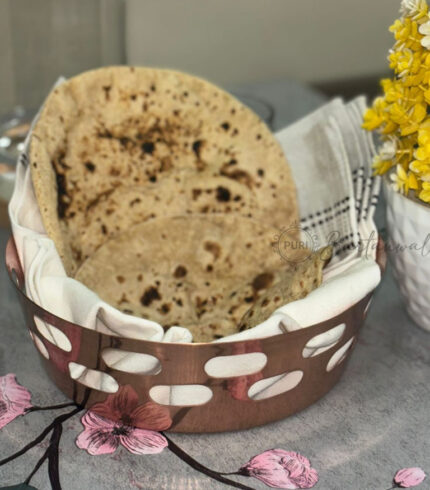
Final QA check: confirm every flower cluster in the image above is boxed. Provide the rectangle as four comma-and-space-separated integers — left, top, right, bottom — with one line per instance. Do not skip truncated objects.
363, 0, 430, 203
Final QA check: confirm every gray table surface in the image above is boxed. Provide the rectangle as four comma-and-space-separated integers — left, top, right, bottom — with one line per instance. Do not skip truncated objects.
0, 80, 429, 490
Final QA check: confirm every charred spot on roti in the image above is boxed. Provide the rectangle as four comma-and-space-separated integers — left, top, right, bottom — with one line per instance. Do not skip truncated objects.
252, 272, 274, 291
174, 265, 187, 278
192, 189, 202, 200
98, 129, 113, 139
119, 136, 131, 148
129, 198, 141, 207
140, 286, 161, 306
160, 303, 171, 314
192, 140, 203, 158
118, 293, 129, 304
102, 85, 111, 100
204, 241, 221, 260
220, 122, 230, 131
216, 186, 231, 202
141, 141, 155, 154
220, 168, 253, 188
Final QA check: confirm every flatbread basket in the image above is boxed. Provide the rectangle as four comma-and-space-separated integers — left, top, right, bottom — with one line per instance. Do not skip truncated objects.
6, 237, 385, 432
6, 66, 384, 432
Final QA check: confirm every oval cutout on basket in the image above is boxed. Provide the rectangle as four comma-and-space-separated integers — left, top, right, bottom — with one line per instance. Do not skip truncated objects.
150, 385, 213, 406
68, 362, 119, 393
205, 352, 267, 378
326, 337, 355, 372
34, 316, 72, 352
102, 348, 162, 375
302, 323, 346, 358
248, 370, 304, 400
29, 331, 49, 359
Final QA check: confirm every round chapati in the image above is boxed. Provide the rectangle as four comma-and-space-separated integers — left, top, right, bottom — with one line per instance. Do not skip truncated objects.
29, 66, 298, 274
66, 168, 264, 262
74, 215, 308, 341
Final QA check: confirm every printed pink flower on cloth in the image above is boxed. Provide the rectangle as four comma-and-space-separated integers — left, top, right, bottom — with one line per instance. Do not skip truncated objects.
394, 468, 426, 488
0, 374, 32, 429
76, 385, 171, 456
239, 449, 318, 489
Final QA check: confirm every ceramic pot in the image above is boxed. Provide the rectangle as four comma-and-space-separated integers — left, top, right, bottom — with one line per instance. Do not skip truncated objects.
384, 178, 430, 332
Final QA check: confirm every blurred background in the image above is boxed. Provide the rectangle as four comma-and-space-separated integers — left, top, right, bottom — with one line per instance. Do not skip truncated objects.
0, 0, 400, 114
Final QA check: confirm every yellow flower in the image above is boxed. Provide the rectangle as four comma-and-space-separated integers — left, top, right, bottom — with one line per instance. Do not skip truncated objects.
390, 102, 427, 135
419, 19, 430, 48
418, 181, 430, 201
390, 18, 423, 50
418, 52, 430, 83
362, 97, 388, 130
410, 160, 430, 174
373, 155, 394, 175
388, 49, 424, 79
381, 118, 399, 135
408, 170, 419, 190
384, 83, 424, 106
389, 49, 411, 74
395, 134, 419, 165
413, 122, 430, 161
363, 1, 430, 203
401, 0, 428, 20
390, 164, 419, 194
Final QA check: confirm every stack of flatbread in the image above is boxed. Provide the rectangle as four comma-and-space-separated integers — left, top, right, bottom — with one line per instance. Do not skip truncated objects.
29, 67, 330, 342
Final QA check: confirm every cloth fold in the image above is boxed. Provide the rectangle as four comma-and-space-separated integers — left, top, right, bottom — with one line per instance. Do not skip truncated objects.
8, 88, 381, 402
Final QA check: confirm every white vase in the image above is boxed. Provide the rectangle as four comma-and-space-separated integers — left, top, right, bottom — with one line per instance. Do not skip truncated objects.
384, 178, 430, 332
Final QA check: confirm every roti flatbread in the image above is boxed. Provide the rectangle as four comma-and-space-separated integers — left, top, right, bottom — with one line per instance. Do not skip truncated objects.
237, 246, 332, 332
29, 66, 299, 274
67, 169, 264, 261
75, 215, 322, 342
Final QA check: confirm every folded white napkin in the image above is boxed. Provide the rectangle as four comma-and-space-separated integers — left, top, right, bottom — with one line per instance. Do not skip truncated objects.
8, 87, 381, 402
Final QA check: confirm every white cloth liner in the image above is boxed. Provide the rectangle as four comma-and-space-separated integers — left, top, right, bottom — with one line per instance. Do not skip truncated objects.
9, 82, 381, 404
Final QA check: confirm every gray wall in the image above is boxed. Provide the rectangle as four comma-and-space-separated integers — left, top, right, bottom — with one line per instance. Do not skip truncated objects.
0, 0, 401, 114
0, 0, 125, 114
125, 0, 399, 87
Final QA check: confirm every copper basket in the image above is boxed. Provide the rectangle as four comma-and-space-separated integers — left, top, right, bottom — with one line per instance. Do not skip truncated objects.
5, 237, 386, 433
